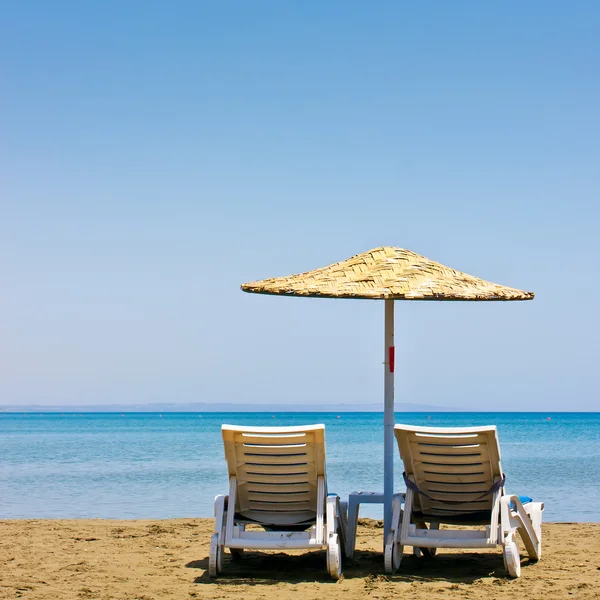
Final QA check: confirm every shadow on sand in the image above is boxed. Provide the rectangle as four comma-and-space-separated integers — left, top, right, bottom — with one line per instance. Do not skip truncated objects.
187, 548, 536, 584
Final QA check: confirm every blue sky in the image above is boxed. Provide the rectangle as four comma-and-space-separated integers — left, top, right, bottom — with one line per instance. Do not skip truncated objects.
2, 1, 598, 410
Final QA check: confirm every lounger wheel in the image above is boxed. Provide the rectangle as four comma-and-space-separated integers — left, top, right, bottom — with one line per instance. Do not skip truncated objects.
384, 532, 403, 574
208, 533, 223, 577
414, 523, 438, 558
414, 546, 437, 558
503, 540, 521, 578
326, 533, 342, 580
229, 548, 244, 561
425, 523, 438, 558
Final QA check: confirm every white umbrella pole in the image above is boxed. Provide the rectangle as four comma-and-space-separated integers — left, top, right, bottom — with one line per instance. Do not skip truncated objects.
383, 299, 395, 541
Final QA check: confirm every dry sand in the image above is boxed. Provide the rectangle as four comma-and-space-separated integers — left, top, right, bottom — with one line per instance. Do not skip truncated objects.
1, 519, 599, 600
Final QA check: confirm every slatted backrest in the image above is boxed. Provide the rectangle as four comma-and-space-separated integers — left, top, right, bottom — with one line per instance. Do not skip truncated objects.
394, 424, 503, 517
222, 424, 326, 525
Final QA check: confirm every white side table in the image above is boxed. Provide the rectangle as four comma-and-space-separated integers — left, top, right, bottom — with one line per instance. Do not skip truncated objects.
346, 491, 405, 557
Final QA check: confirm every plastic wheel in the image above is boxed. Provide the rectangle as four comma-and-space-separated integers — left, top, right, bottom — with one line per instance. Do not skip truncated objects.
384, 532, 403, 574
208, 533, 220, 577
503, 540, 521, 578
426, 523, 439, 557
327, 533, 342, 580
230, 548, 244, 561
414, 523, 437, 558
415, 546, 437, 558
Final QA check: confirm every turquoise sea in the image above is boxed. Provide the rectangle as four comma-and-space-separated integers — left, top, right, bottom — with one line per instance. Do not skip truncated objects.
1, 412, 598, 522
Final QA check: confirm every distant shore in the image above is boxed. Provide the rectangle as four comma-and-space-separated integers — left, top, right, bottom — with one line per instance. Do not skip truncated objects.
0, 402, 465, 412
2, 519, 599, 600
4, 406, 598, 413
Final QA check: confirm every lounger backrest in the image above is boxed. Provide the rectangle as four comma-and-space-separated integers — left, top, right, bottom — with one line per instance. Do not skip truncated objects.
394, 424, 503, 517
222, 424, 326, 525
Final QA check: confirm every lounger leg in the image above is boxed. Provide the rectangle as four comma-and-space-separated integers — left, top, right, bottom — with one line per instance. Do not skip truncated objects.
338, 500, 348, 557
523, 502, 543, 560
230, 523, 245, 561
345, 495, 360, 559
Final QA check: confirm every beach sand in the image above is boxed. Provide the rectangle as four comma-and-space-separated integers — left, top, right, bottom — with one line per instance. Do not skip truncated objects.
1, 519, 599, 600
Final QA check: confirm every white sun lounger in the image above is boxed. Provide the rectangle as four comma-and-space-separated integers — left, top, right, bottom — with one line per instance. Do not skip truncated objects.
209, 424, 347, 579
384, 424, 543, 578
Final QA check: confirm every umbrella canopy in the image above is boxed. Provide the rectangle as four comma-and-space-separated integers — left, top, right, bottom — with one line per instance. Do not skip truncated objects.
241, 246, 534, 543
241, 246, 534, 300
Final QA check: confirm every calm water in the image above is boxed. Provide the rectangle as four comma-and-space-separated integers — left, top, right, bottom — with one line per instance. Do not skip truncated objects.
0, 412, 598, 522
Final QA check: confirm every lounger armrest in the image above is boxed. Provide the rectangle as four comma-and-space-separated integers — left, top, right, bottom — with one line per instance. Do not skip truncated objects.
501, 495, 539, 518
500, 495, 542, 560
501, 494, 524, 521
326, 494, 340, 534
214, 494, 227, 518
213, 494, 228, 545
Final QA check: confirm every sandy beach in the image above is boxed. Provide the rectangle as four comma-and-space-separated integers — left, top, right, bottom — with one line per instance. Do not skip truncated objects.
1, 519, 599, 600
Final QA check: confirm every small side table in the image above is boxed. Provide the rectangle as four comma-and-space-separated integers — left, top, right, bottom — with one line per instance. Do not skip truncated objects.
345, 491, 405, 557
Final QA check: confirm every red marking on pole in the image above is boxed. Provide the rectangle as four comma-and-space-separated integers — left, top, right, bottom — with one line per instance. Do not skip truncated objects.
389, 346, 395, 373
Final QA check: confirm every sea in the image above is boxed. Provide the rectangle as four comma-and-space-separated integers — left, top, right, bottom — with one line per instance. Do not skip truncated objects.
1, 412, 598, 522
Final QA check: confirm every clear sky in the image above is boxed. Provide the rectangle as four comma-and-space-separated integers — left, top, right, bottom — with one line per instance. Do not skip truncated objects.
2, 2, 599, 410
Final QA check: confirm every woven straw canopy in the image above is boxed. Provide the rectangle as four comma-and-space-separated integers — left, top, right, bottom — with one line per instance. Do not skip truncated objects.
241, 247, 534, 301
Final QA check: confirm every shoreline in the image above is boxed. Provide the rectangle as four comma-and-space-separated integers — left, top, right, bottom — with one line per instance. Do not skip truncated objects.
2, 519, 599, 599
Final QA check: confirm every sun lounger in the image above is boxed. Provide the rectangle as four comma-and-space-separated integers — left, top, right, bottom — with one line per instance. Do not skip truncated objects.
209, 424, 347, 579
384, 424, 543, 578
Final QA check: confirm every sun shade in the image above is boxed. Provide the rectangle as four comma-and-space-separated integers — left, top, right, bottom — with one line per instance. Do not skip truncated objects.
241, 247, 534, 301
240, 245, 534, 545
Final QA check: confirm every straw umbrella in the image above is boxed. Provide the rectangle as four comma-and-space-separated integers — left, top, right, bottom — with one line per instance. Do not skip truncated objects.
241, 246, 534, 541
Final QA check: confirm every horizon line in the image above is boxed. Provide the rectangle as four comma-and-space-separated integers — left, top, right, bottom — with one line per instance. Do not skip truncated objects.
1, 409, 597, 414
